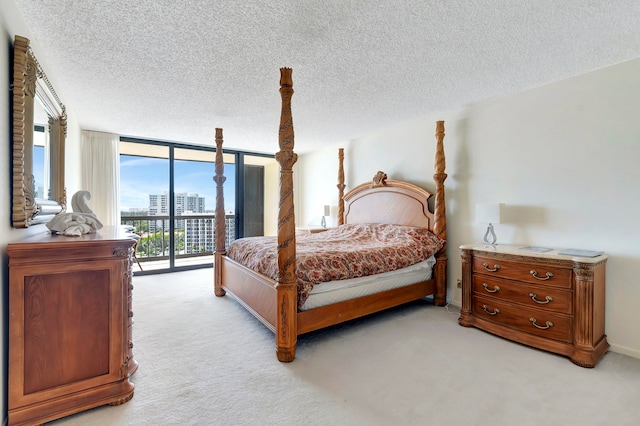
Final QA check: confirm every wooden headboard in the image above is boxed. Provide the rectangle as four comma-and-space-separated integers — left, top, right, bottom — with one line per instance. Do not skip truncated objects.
336, 120, 446, 243
343, 175, 435, 230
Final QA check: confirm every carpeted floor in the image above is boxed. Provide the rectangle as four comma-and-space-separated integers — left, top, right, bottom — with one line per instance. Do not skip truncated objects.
50, 268, 640, 425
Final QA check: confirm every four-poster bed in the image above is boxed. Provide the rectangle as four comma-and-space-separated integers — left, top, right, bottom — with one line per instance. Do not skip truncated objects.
214, 68, 448, 362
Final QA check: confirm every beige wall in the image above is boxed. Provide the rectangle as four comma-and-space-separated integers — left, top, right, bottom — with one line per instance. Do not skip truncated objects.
295, 147, 347, 228
297, 58, 640, 360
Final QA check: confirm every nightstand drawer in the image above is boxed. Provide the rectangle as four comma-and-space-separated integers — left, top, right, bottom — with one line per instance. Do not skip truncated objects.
473, 296, 572, 343
472, 275, 572, 314
472, 256, 572, 288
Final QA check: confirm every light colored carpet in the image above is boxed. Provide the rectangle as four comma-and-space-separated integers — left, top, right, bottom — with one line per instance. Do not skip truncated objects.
51, 268, 640, 426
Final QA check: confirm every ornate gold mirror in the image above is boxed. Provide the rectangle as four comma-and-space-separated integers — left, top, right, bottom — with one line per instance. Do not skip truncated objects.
12, 35, 66, 227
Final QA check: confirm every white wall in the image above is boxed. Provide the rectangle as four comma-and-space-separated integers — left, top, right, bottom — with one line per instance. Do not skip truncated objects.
264, 161, 279, 236
296, 58, 640, 360
295, 146, 349, 229
1, 1, 82, 421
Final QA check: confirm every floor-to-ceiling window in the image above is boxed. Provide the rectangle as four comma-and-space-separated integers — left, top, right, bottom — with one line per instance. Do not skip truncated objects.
120, 142, 171, 271
119, 138, 277, 274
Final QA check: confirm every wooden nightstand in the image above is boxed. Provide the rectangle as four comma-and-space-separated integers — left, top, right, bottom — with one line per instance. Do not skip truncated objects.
458, 244, 608, 367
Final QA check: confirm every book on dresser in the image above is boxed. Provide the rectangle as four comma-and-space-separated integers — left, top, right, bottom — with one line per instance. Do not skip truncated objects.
458, 243, 609, 368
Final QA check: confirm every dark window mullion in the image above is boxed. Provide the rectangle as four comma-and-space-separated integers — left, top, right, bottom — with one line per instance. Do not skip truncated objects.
169, 146, 175, 269
235, 152, 244, 240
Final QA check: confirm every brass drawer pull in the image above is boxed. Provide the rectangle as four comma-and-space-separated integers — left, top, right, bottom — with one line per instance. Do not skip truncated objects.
482, 263, 500, 272
530, 317, 553, 329
529, 293, 553, 304
530, 270, 553, 280
482, 305, 500, 316
483, 283, 500, 293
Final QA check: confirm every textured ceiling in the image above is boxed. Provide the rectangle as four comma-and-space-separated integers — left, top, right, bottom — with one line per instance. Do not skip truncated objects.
12, 0, 640, 154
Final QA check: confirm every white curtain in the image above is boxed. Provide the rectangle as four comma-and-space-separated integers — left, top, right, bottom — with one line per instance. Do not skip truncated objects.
81, 131, 120, 227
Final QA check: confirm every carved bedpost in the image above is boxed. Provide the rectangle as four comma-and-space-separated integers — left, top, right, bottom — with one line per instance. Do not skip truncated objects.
274, 68, 298, 362
433, 120, 448, 306
213, 128, 227, 297
337, 148, 345, 225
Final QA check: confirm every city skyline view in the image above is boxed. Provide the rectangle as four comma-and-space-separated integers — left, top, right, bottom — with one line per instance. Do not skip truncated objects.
119, 155, 236, 213
32, 129, 237, 216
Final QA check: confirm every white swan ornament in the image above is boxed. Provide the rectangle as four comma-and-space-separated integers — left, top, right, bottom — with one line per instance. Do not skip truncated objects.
46, 191, 104, 236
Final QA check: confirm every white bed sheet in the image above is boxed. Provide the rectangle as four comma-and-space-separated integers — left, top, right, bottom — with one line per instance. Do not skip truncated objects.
300, 256, 436, 311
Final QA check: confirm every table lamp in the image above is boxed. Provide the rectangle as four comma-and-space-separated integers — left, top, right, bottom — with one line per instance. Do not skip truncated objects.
476, 203, 502, 245
321, 205, 330, 228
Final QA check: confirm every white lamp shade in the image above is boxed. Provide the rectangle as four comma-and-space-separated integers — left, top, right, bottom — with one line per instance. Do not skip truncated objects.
323, 205, 330, 216
476, 203, 502, 224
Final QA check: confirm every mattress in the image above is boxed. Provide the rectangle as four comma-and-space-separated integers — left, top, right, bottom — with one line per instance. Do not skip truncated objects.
300, 256, 436, 311
228, 223, 445, 309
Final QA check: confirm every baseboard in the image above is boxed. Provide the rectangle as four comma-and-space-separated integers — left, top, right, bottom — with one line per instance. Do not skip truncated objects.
609, 343, 640, 360
447, 297, 461, 308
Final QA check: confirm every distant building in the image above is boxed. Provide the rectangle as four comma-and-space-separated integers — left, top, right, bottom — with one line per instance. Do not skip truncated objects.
183, 213, 214, 254
149, 194, 159, 216
183, 211, 235, 254
225, 215, 236, 248
147, 192, 206, 231
136, 192, 233, 251
148, 192, 205, 216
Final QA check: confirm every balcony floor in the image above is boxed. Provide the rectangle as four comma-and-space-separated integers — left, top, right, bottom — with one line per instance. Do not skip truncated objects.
133, 254, 214, 274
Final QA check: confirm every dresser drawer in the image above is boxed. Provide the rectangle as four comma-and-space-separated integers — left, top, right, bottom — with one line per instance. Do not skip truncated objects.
472, 296, 572, 343
472, 256, 572, 288
472, 275, 572, 314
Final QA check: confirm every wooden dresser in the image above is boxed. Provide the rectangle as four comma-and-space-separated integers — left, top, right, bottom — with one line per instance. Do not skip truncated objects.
7, 227, 138, 425
458, 244, 608, 367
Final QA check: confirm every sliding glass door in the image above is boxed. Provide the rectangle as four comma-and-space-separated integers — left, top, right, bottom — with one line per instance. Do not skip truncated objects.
119, 143, 172, 271
172, 148, 236, 269
119, 139, 274, 274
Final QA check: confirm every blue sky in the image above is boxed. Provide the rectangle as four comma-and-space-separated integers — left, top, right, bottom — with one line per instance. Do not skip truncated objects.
120, 155, 235, 212
33, 146, 44, 197
34, 126, 236, 212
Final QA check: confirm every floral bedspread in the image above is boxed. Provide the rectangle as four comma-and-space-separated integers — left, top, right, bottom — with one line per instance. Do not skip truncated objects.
227, 223, 445, 309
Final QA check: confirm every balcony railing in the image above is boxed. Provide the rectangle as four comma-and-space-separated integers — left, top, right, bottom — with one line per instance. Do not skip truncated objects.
121, 214, 235, 268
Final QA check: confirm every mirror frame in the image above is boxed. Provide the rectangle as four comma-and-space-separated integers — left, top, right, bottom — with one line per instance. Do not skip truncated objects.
12, 35, 66, 228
